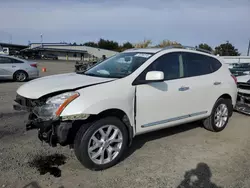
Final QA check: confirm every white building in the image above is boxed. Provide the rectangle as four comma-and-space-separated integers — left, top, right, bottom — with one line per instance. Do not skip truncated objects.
22, 43, 118, 61
220, 56, 250, 64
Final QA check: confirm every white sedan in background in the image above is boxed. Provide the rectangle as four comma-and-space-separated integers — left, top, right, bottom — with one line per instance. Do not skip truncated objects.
0, 55, 39, 82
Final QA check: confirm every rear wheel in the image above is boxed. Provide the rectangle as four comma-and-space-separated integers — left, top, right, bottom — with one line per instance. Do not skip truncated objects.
74, 117, 128, 170
203, 98, 232, 132
14, 70, 28, 82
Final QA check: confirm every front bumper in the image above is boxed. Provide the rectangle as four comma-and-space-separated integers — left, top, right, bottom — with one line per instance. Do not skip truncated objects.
13, 102, 73, 147
235, 92, 250, 115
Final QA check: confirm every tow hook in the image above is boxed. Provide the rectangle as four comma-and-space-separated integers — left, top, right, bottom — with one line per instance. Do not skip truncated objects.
38, 128, 57, 147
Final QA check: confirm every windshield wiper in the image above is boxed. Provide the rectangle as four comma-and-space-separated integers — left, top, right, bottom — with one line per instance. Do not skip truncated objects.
82, 72, 124, 79
83, 73, 97, 76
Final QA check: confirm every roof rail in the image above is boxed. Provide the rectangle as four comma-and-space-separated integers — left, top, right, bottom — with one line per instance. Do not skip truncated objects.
161, 45, 213, 54
124, 45, 213, 55
183, 46, 213, 54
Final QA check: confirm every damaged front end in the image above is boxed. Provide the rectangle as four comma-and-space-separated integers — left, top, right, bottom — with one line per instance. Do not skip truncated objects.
235, 82, 250, 115
13, 92, 89, 147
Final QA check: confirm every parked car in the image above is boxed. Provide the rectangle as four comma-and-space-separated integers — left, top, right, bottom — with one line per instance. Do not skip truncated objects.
29, 54, 42, 60
235, 74, 250, 115
229, 63, 250, 77
13, 46, 237, 170
42, 53, 58, 60
75, 61, 98, 72
0, 55, 39, 82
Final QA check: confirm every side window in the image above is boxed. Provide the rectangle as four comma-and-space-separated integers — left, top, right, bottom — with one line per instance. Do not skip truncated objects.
210, 57, 222, 71
11, 58, 23, 64
0, 57, 12, 64
139, 52, 183, 81
182, 52, 216, 77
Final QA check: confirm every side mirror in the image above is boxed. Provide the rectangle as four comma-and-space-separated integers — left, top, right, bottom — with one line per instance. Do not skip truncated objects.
145, 71, 164, 82
132, 71, 164, 86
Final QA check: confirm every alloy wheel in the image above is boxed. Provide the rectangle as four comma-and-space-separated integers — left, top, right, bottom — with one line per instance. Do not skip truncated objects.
87, 125, 123, 165
16, 72, 26, 81
214, 104, 228, 128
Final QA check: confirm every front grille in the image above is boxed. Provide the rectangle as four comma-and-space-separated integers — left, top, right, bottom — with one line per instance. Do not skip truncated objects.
15, 94, 35, 108
237, 82, 250, 90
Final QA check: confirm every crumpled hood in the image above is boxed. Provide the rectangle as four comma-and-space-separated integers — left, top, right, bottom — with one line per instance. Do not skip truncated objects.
17, 72, 115, 99
237, 75, 250, 83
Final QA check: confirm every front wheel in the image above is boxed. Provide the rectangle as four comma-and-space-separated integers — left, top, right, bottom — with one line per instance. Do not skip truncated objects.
203, 98, 232, 132
74, 117, 128, 170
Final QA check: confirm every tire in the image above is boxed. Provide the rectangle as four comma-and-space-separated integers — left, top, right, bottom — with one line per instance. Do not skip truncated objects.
203, 98, 232, 132
74, 117, 128, 170
14, 70, 28, 82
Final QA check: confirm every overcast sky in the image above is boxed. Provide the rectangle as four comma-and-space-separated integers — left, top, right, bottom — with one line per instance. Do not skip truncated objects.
1, 0, 250, 54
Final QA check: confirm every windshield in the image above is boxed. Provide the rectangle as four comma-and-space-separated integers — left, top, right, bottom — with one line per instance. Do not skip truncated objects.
83, 52, 154, 78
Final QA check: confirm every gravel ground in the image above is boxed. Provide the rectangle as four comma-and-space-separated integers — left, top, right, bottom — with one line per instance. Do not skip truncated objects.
1, 60, 250, 188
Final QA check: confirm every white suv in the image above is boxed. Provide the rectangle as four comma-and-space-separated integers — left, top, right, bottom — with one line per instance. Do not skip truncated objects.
14, 46, 237, 170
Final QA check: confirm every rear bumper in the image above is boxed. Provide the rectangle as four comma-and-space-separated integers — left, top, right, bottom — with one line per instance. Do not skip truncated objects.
28, 70, 39, 79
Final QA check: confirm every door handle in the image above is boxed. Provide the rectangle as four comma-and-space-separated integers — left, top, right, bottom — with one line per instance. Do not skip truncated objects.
179, 86, 190, 91
214, 82, 221, 85
12, 66, 16, 68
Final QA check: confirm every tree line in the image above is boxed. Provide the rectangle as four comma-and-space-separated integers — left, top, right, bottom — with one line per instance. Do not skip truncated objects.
70, 38, 240, 56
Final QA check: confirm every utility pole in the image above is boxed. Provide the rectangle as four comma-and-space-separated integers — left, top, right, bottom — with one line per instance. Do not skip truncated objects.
247, 39, 250, 56
226, 40, 229, 56
10, 34, 12, 44
40, 33, 43, 48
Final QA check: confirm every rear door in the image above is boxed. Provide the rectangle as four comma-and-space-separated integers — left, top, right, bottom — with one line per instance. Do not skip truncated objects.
181, 52, 223, 113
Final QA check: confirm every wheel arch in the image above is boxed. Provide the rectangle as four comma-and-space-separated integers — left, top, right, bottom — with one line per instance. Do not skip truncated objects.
68, 108, 134, 147
93, 108, 134, 146
218, 93, 232, 101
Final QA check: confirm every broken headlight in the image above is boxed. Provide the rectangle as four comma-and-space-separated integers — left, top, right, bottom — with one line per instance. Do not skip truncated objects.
33, 91, 80, 120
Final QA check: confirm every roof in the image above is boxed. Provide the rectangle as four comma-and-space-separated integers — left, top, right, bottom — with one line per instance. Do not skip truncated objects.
0, 42, 28, 48
21, 47, 87, 53
30, 42, 69, 46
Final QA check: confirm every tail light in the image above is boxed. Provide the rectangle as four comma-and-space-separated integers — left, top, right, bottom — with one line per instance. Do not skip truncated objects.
30, 64, 37, 68
231, 74, 237, 84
